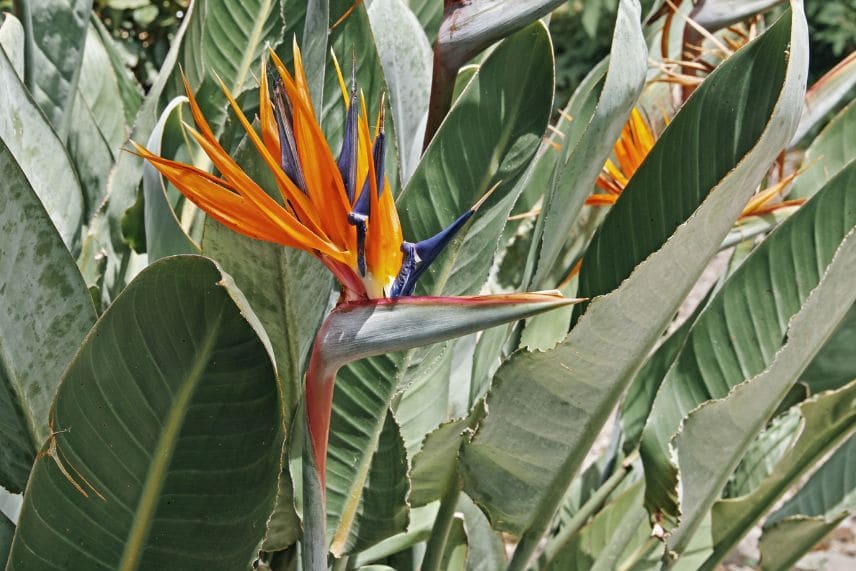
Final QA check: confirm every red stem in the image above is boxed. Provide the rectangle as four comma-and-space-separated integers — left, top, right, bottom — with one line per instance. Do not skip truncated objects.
304, 325, 339, 491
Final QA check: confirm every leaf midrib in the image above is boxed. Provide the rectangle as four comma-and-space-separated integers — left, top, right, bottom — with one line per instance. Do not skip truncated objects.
117, 303, 224, 571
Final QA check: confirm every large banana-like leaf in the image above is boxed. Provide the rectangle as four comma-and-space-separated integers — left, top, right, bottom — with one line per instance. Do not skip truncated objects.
759, 430, 856, 571
323, 23, 553, 554
0, 13, 24, 78
791, 51, 856, 146
529, 0, 647, 291
6, 256, 283, 570
790, 98, 856, 198
0, 47, 83, 248
20, 0, 91, 139
641, 159, 856, 555
317, 293, 579, 557
461, 6, 807, 569
182, 0, 283, 96
404, 0, 442, 42
142, 97, 200, 262
800, 303, 856, 394
703, 379, 856, 569
367, 0, 432, 183
0, 140, 96, 493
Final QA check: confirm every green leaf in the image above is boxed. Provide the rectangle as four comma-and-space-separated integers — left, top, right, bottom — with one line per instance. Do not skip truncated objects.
547, 483, 649, 571
576, 4, 805, 311
302, 0, 329, 112
410, 416, 473, 507
351, 503, 439, 567
766, 429, 856, 519
758, 517, 847, 571
790, 98, 856, 198
0, 140, 96, 492
0, 13, 24, 79
690, 0, 785, 30
791, 51, 856, 145
399, 21, 554, 297
641, 159, 856, 554
329, 410, 410, 555
405, 0, 443, 42
322, 0, 400, 194
0, 47, 84, 248
323, 22, 554, 554
367, 0, 432, 183
321, 293, 578, 555
759, 431, 856, 571
800, 303, 856, 394
202, 209, 333, 552
436, 0, 564, 69
90, 16, 143, 124
185, 0, 284, 97
458, 493, 507, 571
6, 256, 282, 570
705, 380, 856, 570
461, 6, 808, 568
0, 510, 12, 568
529, 0, 646, 291
142, 97, 200, 262
22, 0, 91, 139
440, 516, 468, 571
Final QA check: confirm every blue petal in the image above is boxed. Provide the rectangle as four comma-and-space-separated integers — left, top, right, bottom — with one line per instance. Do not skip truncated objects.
337, 92, 359, 203
269, 71, 307, 194
391, 209, 474, 297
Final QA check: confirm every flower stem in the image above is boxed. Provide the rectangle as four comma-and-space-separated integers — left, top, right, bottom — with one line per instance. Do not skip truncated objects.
534, 451, 638, 570
421, 477, 462, 571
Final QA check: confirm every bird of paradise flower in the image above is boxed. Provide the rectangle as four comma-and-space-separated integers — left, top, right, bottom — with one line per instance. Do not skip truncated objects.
135, 41, 581, 495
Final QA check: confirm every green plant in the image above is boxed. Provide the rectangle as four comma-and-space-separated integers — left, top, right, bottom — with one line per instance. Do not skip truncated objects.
0, 1, 854, 570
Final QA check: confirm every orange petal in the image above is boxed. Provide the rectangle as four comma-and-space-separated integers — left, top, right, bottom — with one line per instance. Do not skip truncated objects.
259, 58, 281, 161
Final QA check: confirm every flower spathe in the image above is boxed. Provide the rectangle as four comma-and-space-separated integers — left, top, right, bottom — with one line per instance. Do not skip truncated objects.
135, 40, 488, 302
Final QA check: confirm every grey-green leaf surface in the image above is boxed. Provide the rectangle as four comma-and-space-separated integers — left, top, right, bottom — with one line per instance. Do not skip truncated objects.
690, 0, 785, 30
529, 0, 646, 290
6, 256, 282, 571
791, 51, 856, 146
547, 483, 649, 571
323, 23, 553, 556
0, 47, 84, 248
0, 140, 96, 493
436, 0, 564, 68
800, 303, 856, 394
410, 416, 472, 507
368, 0, 432, 183
399, 21, 553, 297
763, 431, 856, 541
322, 293, 578, 555
460, 6, 807, 558
142, 97, 199, 262
441, 516, 469, 571
0, 510, 11, 567
405, 0, 443, 41
202, 200, 333, 550
641, 158, 856, 552
330, 410, 410, 555
706, 379, 856, 570
458, 493, 507, 571
0, 13, 23, 78
758, 516, 847, 571
759, 431, 856, 571
23, 0, 91, 139
790, 99, 856, 198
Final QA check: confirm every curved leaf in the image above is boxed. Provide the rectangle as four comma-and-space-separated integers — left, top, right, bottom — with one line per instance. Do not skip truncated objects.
0, 12, 24, 78
529, 0, 647, 290
641, 159, 856, 551
706, 380, 856, 570
791, 51, 856, 146
790, 98, 856, 198
0, 140, 96, 493
461, 6, 807, 568
6, 256, 282, 570
368, 0, 432, 183
22, 0, 91, 138
759, 433, 856, 571
323, 23, 554, 554
0, 47, 84, 248
800, 303, 856, 394
142, 97, 200, 262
